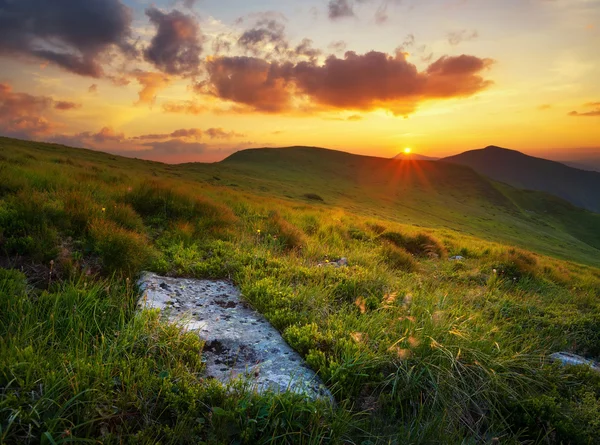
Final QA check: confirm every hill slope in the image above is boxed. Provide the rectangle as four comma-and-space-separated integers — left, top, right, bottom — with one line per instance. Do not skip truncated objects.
2, 136, 600, 444
441, 146, 600, 213
184, 146, 600, 266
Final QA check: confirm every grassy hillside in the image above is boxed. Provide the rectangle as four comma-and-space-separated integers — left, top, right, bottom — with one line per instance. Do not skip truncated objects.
442, 145, 600, 214
183, 146, 600, 266
2, 136, 600, 444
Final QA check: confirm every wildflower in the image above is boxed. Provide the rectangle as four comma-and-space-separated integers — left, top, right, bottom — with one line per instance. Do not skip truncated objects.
102, 207, 106, 213
256, 229, 261, 234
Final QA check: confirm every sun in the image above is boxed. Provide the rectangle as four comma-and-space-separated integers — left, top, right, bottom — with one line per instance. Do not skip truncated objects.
404, 147, 412, 154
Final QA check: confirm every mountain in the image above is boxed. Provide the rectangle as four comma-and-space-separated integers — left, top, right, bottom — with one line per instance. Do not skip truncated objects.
392, 152, 440, 161
559, 159, 600, 173
441, 146, 600, 213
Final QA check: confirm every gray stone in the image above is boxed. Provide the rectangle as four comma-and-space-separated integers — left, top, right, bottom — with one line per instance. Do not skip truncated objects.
137, 272, 333, 401
549, 352, 600, 373
449, 255, 465, 260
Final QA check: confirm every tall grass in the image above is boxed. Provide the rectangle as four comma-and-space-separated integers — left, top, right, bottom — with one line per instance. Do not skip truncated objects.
2, 137, 600, 443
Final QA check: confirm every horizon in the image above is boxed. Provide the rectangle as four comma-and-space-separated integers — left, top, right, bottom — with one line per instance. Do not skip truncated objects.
0, 0, 599, 164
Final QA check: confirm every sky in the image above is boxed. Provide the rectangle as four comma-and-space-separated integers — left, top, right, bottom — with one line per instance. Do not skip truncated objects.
0, 0, 599, 163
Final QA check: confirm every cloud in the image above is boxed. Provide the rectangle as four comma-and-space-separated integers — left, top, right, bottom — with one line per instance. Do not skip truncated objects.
205, 127, 245, 139
237, 18, 288, 56
295, 39, 322, 62
0, 0, 135, 77
328, 0, 355, 19
200, 51, 494, 115
88, 84, 98, 93
202, 56, 295, 112
538, 104, 552, 110
374, 2, 389, 24
144, 8, 204, 76
447, 29, 479, 46
569, 102, 600, 117
0, 83, 79, 138
132, 70, 171, 105
212, 33, 235, 55
328, 41, 347, 53
134, 127, 244, 140
54, 101, 81, 111
140, 139, 208, 155
162, 100, 207, 115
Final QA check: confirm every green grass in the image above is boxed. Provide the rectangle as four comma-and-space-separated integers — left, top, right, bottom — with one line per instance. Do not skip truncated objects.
1, 136, 600, 443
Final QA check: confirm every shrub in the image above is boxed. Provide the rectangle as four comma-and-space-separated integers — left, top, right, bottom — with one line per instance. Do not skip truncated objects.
382, 243, 417, 272
88, 218, 157, 276
381, 231, 446, 258
63, 190, 101, 235
124, 180, 237, 231
0, 191, 61, 261
366, 222, 387, 235
303, 193, 324, 202
106, 203, 145, 232
492, 248, 538, 281
266, 212, 306, 251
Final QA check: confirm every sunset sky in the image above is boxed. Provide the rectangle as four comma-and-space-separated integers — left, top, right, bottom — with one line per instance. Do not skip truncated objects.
0, 0, 599, 163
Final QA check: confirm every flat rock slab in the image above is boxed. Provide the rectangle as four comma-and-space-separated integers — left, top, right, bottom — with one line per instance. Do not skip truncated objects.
137, 272, 332, 401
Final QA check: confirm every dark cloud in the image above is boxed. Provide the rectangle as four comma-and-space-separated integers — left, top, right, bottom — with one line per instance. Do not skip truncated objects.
447, 29, 479, 46
202, 56, 295, 112
202, 51, 494, 115
144, 8, 203, 76
328, 0, 355, 19
237, 19, 288, 56
295, 39, 322, 61
54, 101, 81, 111
0, 0, 135, 77
569, 102, 600, 117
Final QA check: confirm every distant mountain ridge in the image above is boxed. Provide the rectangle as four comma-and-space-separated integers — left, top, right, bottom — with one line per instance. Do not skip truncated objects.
441, 146, 600, 213
393, 152, 440, 161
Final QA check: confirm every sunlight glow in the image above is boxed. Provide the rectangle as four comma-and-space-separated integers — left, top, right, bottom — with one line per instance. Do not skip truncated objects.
404, 147, 412, 154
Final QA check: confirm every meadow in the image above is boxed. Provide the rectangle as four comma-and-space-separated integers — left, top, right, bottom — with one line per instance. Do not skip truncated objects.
1, 136, 600, 444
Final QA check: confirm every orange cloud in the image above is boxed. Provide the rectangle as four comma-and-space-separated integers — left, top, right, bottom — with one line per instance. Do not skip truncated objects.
133, 70, 171, 105
133, 127, 244, 140
0, 82, 74, 138
569, 102, 600, 117
54, 101, 81, 110
162, 100, 207, 114
201, 51, 494, 115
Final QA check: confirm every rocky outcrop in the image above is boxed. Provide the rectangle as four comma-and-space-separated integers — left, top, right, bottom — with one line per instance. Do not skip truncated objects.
137, 272, 333, 401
